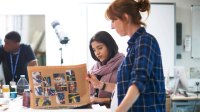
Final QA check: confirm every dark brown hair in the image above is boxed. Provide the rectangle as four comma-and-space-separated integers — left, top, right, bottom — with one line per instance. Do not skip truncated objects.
105, 0, 150, 26
89, 31, 118, 65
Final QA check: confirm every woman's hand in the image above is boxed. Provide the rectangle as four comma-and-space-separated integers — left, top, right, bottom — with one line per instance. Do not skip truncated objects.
86, 74, 104, 90
115, 107, 126, 112
90, 96, 98, 103
90, 96, 111, 104
115, 84, 140, 112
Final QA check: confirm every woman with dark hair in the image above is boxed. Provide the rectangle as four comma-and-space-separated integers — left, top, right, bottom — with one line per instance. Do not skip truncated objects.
88, 31, 124, 107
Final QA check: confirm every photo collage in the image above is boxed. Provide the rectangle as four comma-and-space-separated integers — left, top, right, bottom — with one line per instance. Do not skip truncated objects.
32, 69, 81, 107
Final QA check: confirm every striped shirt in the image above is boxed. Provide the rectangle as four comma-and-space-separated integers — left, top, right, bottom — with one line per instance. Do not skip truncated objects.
117, 27, 166, 112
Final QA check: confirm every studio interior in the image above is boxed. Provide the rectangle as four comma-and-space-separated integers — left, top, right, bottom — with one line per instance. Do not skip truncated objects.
0, 0, 200, 112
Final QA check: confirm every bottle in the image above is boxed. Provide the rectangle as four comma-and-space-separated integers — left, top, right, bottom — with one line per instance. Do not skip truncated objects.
0, 80, 3, 98
23, 89, 30, 107
0, 80, 3, 93
17, 75, 29, 95
10, 81, 17, 98
2, 85, 10, 98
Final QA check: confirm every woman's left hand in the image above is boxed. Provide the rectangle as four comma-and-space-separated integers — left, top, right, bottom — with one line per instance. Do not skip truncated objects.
90, 96, 110, 104
86, 74, 103, 89
90, 96, 98, 103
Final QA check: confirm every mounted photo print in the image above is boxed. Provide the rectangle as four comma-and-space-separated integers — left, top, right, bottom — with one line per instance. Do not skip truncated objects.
27, 64, 90, 109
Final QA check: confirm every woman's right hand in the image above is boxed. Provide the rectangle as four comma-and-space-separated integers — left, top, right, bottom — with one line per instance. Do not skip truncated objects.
86, 74, 103, 90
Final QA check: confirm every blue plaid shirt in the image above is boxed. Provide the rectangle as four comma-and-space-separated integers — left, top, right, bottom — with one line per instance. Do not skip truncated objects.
117, 27, 166, 112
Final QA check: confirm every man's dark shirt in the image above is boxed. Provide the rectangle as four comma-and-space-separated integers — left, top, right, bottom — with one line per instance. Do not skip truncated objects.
0, 44, 36, 84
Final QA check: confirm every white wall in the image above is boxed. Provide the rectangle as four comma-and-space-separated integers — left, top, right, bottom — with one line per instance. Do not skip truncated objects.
45, 5, 88, 66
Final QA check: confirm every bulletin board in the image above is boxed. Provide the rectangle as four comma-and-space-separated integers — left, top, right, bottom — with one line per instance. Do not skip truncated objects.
27, 64, 90, 109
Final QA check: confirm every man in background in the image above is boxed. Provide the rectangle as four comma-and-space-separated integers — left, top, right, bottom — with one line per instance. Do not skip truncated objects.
0, 31, 38, 84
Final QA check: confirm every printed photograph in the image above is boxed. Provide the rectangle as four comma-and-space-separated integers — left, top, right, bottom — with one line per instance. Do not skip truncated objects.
43, 76, 51, 87
56, 93, 65, 104
36, 97, 51, 106
32, 72, 42, 84
47, 87, 57, 96
68, 93, 80, 103
66, 70, 76, 81
55, 82, 67, 92
34, 85, 44, 96
68, 82, 77, 93
53, 73, 66, 82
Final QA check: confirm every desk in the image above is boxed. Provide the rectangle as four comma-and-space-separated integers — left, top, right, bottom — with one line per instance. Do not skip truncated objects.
171, 94, 200, 112
1, 96, 110, 112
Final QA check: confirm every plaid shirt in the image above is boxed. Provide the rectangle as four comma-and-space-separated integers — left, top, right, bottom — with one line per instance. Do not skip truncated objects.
117, 27, 166, 112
